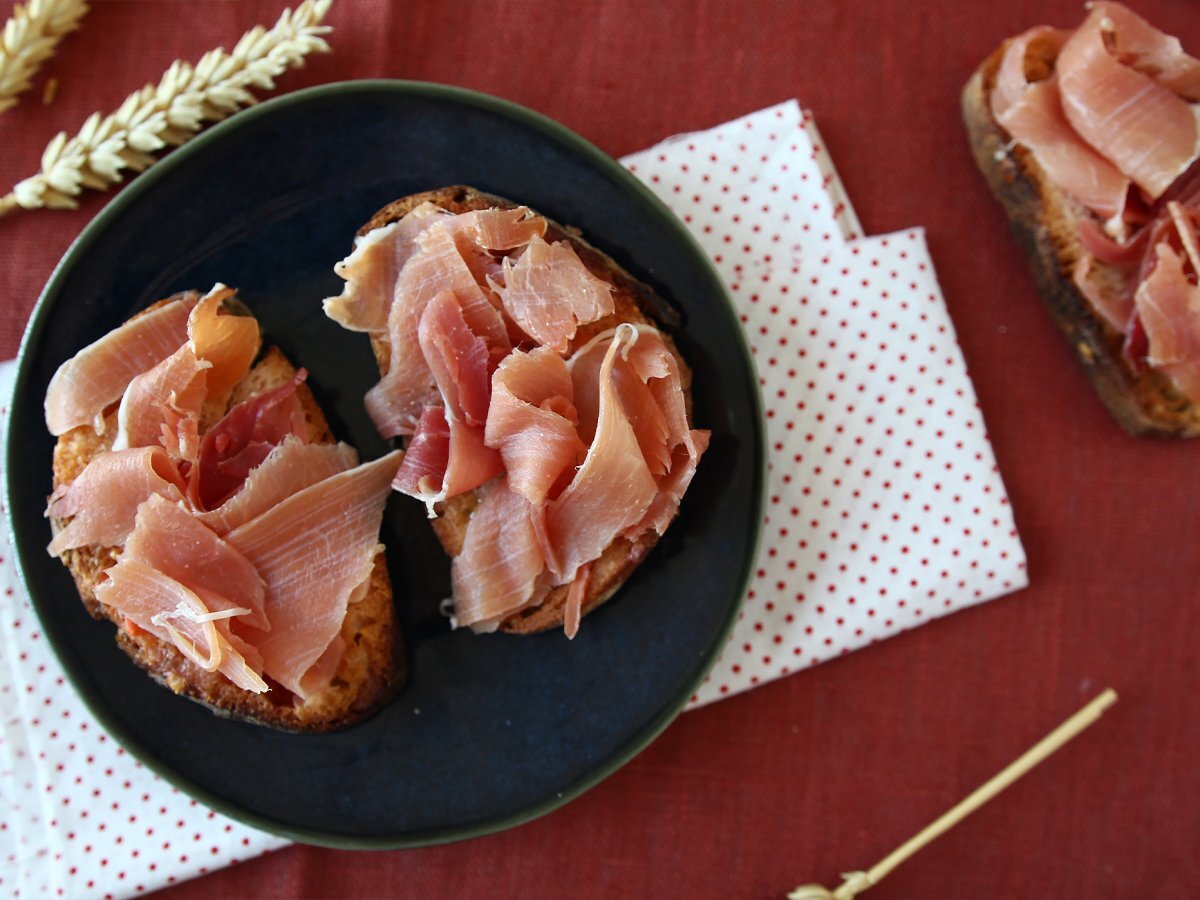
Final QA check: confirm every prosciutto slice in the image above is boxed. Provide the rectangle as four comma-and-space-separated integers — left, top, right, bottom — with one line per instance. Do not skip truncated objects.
111, 344, 210, 454
392, 291, 504, 510
47, 446, 186, 556
95, 558, 266, 693
324, 202, 450, 334
190, 370, 309, 511
366, 224, 495, 437
451, 478, 550, 632
224, 451, 401, 698
992, 27, 1130, 219
1134, 243, 1200, 401
447, 207, 547, 252
495, 235, 615, 352
197, 437, 357, 535
45, 293, 198, 436
124, 495, 268, 631
541, 325, 658, 583
1091, 1, 1200, 100
485, 346, 584, 506
186, 286, 259, 407
1057, 3, 1200, 200
571, 325, 711, 539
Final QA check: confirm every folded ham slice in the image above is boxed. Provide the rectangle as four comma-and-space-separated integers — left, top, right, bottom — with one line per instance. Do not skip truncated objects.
124, 495, 269, 632
95, 558, 267, 693
542, 325, 680, 584
45, 293, 198, 436
224, 451, 401, 698
186, 285, 260, 407
112, 344, 210, 454
47, 446, 186, 557
197, 437, 357, 535
392, 291, 505, 511
1135, 242, 1200, 400
494, 235, 615, 352
190, 369, 309, 511
324, 202, 451, 334
484, 346, 584, 506
992, 26, 1130, 220
451, 478, 550, 632
1057, 3, 1200, 201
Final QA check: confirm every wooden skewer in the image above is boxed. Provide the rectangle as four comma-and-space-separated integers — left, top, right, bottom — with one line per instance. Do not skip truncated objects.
788, 688, 1118, 900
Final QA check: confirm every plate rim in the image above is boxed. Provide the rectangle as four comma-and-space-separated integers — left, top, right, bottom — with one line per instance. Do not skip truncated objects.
4, 78, 767, 849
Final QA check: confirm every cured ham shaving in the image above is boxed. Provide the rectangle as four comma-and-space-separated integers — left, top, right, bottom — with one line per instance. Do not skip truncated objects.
47, 446, 186, 556
125, 495, 269, 631
542, 325, 658, 584
1057, 4, 1200, 201
495, 235, 614, 352
485, 347, 584, 506
324, 202, 450, 334
112, 344, 211, 454
224, 451, 402, 698
365, 224, 500, 437
451, 478, 550, 632
391, 291, 503, 511
96, 558, 267, 693
190, 369, 309, 511
197, 437, 357, 535
45, 293, 198, 436
186, 286, 260, 406
1134, 243, 1200, 400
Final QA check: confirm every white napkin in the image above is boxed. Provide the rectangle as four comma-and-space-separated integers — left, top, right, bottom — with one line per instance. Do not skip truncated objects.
623, 101, 1027, 706
0, 100, 1026, 898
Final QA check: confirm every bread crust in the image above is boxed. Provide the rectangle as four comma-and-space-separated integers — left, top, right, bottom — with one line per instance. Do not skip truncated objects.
362, 186, 693, 634
50, 305, 404, 731
962, 44, 1200, 437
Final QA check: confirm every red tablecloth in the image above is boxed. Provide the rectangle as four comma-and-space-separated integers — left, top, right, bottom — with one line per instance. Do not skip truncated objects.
2, 1, 1196, 897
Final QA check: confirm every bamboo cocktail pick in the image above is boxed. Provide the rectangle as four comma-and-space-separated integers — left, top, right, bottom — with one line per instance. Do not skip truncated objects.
788, 688, 1118, 899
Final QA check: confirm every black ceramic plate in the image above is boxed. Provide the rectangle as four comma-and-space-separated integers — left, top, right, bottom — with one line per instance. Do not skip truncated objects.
5, 81, 764, 847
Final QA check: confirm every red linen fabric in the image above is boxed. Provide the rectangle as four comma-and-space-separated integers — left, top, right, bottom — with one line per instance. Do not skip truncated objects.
1, 1, 1196, 897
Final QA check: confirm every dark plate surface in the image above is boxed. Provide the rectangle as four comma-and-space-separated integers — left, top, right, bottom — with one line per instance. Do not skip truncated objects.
5, 81, 764, 848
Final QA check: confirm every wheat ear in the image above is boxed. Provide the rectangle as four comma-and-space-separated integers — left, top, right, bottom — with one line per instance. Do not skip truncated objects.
0, 0, 89, 114
0, 0, 332, 219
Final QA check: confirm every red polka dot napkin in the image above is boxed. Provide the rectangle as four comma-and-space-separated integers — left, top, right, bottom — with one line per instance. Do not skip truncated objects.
0, 100, 1027, 898
621, 101, 1027, 707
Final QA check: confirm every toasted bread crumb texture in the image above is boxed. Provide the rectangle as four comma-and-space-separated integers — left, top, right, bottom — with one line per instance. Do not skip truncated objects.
963, 45, 1200, 437
368, 186, 695, 633
50, 328, 403, 731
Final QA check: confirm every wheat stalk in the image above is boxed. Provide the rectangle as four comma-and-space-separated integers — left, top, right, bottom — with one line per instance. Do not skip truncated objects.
0, 0, 332, 219
0, 0, 89, 114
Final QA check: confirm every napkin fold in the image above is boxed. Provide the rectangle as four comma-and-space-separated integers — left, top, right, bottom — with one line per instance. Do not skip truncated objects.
0, 100, 1026, 899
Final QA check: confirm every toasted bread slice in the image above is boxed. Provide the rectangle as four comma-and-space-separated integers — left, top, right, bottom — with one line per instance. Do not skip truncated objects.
963, 44, 1200, 437
361, 186, 693, 634
50, 301, 404, 731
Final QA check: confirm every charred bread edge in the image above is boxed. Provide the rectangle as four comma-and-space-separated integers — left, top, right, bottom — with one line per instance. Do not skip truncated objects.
47, 302, 403, 732
963, 45, 1200, 437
